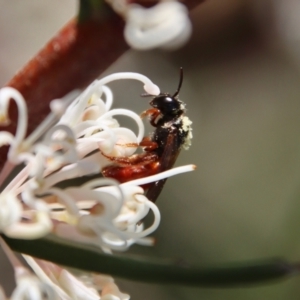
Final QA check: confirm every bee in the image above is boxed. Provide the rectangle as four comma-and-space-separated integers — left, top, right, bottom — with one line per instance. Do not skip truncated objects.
102, 68, 192, 202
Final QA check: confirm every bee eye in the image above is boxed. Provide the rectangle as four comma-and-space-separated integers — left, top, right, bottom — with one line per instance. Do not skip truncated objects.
151, 95, 180, 114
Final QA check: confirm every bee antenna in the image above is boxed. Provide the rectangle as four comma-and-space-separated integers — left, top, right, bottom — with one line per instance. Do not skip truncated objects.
172, 67, 183, 98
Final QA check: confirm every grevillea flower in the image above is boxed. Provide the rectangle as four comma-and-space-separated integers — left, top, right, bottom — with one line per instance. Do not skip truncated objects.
0, 71, 194, 299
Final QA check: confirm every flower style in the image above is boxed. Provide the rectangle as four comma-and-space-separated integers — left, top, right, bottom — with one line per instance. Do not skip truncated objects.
106, 0, 192, 50
0, 71, 194, 298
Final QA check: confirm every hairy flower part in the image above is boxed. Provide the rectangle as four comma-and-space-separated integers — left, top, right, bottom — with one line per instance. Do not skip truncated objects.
23, 256, 130, 300
0, 72, 195, 253
105, 0, 192, 50
1, 236, 130, 300
11, 270, 54, 300
0, 238, 55, 300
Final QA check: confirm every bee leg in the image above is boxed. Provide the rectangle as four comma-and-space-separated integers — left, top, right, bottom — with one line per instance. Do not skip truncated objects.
139, 136, 158, 151
140, 108, 161, 127
115, 137, 158, 151
100, 148, 158, 166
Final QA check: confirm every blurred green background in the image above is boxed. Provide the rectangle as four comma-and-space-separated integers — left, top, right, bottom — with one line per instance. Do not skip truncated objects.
1, 0, 300, 299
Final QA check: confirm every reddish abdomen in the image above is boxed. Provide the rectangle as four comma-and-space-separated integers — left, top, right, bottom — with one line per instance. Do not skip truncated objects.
102, 161, 160, 189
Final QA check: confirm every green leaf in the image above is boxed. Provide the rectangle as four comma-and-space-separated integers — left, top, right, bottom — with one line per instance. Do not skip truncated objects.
2, 234, 298, 287
78, 0, 106, 23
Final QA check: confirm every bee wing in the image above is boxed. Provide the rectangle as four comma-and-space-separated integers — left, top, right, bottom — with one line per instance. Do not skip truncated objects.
145, 126, 181, 202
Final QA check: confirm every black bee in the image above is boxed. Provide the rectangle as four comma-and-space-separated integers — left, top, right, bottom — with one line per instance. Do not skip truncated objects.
102, 68, 192, 202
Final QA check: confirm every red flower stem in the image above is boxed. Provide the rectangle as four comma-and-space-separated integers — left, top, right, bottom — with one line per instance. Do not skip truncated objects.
0, 7, 128, 171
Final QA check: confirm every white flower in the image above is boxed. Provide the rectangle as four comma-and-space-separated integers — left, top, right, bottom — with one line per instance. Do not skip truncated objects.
23, 256, 130, 300
0, 71, 194, 250
0, 71, 195, 299
0, 238, 55, 300
1, 236, 130, 300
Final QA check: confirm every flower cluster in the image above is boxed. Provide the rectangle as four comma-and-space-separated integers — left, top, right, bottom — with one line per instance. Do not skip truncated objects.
0, 72, 194, 299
